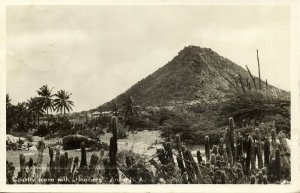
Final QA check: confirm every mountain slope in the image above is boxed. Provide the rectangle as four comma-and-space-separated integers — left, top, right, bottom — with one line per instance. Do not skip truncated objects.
99, 45, 284, 110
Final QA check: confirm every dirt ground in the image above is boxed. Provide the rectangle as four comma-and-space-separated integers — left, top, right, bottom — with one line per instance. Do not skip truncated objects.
6, 130, 163, 174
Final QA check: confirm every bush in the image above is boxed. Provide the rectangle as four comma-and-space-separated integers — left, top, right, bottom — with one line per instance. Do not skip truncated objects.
33, 124, 50, 137
62, 134, 98, 150
220, 90, 290, 126
78, 128, 105, 139
51, 116, 73, 137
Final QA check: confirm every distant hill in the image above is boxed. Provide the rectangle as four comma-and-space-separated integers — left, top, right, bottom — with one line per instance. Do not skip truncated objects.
76, 45, 290, 143
97, 45, 287, 110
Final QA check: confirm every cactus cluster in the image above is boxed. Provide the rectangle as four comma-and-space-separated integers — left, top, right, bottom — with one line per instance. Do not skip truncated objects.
6, 116, 290, 184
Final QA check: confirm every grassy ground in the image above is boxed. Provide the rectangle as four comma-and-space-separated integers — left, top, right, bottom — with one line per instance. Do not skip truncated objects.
6, 130, 163, 174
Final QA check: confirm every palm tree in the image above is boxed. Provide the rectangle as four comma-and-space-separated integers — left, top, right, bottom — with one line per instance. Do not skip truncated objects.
37, 85, 54, 128
53, 90, 74, 117
26, 97, 44, 129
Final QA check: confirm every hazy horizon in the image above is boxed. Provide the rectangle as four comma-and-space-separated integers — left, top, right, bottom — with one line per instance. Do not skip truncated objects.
6, 5, 290, 112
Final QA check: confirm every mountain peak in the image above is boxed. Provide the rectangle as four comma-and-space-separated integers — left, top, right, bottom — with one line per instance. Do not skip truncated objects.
99, 45, 284, 109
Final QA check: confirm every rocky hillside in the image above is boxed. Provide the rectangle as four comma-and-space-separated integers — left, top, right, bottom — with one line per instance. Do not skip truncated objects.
99, 45, 285, 110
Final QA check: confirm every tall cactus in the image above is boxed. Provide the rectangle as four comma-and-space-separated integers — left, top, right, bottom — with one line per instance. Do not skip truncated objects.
183, 149, 197, 183
64, 152, 69, 175
48, 147, 55, 177
79, 142, 87, 169
28, 157, 34, 179
72, 156, 79, 174
59, 154, 66, 174
254, 128, 263, 169
17, 154, 26, 180
218, 137, 224, 156
175, 135, 185, 175
274, 148, 281, 181
264, 137, 270, 167
204, 135, 210, 162
228, 117, 235, 150
228, 117, 236, 164
35, 139, 45, 183
246, 135, 254, 175
271, 129, 277, 158
224, 128, 233, 165
175, 134, 182, 152
89, 153, 99, 175
55, 148, 60, 174
237, 133, 243, 162
109, 116, 119, 184
196, 150, 202, 164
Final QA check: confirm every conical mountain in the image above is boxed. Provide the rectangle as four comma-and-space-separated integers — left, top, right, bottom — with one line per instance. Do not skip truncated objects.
100, 45, 282, 109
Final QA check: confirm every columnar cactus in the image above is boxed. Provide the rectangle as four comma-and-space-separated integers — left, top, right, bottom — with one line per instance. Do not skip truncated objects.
224, 128, 233, 165
196, 150, 202, 164
64, 152, 69, 175
233, 144, 238, 163
271, 129, 277, 156
72, 156, 79, 174
218, 137, 224, 157
17, 154, 26, 183
79, 142, 87, 169
257, 142, 263, 169
237, 133, 243, 161
274, 148, 281, 181
254, 128, 263, 169
89, 153, 99, 174
35, 139, 45, 183
55, 148, 60, 173
59, 154, 66, 174
264, 137, 270, 167
109, 116, 119, 184
246, 135, 254, 175
183, 149, 197, 183
28, 157, 34, 179
204, 136, 210, 162
228, 117, 235, 150
49, 147, 55, 177
175, 134, 182, 152
176, 152, 185, 175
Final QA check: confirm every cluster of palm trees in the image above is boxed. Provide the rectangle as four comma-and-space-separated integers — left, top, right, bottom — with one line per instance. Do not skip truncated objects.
7, 85, 74, 132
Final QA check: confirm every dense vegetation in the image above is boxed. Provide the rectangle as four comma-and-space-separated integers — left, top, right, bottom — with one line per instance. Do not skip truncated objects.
6, 116, 290, 184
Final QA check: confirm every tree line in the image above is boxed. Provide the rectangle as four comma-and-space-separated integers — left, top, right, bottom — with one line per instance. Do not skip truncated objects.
6, 85, 74, 133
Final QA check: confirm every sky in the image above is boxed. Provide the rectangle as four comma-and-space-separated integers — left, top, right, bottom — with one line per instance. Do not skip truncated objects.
6, 5, 290, 112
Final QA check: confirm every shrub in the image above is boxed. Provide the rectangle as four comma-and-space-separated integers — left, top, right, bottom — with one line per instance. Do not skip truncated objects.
62, 135, 98, 150
78, 128, 105, 139
51, 117, 73, 136
33, 124, 50, 137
